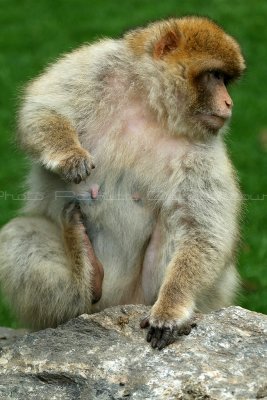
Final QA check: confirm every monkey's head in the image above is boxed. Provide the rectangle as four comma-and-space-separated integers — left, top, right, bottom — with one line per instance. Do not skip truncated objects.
126, 17, 245, 138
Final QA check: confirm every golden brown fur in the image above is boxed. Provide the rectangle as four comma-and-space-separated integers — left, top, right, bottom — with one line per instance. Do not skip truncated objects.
0, 17, 245, 349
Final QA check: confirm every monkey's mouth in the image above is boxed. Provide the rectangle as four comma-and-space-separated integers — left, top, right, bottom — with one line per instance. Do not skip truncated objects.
198, 113, 230, 131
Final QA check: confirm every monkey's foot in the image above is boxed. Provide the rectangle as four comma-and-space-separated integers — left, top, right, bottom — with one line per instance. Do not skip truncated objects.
62, 200, 84, 227
140, 315, 197, 350
57, 147, 95, 184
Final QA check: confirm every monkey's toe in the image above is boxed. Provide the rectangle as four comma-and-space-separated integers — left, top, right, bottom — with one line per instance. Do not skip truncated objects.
62, 200, 83, 225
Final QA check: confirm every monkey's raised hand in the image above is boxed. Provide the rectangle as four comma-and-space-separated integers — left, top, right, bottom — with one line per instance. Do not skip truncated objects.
140, 314, 197, 350
18, 108, 96, 184
54, 147, 95, 184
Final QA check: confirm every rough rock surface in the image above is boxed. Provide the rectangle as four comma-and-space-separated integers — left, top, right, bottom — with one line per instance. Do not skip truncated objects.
0, 327, 28, 347
0, 305, 266, 400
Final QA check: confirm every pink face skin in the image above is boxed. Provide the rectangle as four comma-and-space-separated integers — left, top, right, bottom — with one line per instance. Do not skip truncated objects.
196, 70, 233, 132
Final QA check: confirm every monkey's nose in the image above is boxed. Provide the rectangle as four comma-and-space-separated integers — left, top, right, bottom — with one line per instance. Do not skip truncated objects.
225, 97, 233, 109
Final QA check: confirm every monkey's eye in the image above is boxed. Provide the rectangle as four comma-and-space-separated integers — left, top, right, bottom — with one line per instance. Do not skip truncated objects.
209, 70, 231, 86
209, 70, 224, 81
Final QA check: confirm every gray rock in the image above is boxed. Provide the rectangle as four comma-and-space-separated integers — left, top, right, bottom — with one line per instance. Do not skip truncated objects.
0, 327, 28, 347
0, 305, 266, 399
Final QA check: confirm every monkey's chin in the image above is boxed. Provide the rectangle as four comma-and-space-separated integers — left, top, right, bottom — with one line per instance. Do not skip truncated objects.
198, 114, 228, 132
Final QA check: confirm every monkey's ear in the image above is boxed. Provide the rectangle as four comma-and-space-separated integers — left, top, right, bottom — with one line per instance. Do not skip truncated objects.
153, 30, 180, 59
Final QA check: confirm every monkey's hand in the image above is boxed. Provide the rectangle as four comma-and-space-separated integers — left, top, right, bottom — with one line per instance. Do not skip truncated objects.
51, 147, 95, 184
140, 305, 197, 350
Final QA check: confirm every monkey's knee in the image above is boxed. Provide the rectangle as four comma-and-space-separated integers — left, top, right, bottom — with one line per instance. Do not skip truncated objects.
0, 216, 85, 328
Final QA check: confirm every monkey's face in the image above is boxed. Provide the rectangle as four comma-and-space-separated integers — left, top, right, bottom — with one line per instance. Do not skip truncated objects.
157, 18, 245, 137
157, 61, 241, 137
127, 17, 245, 137
188, 69, 234, 135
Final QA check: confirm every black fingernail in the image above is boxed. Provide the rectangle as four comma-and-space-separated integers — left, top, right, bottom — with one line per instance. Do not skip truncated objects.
155, 328, 162, 340
74, 175, 82, 184
158, 340, 166, 350
147, 332, 152, 342
140, 318, 149, 329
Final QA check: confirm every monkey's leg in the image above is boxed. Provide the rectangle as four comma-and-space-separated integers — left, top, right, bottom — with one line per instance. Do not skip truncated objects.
0, 210, 101, 329
18, 110, 95, 183
62, 200, 104, 304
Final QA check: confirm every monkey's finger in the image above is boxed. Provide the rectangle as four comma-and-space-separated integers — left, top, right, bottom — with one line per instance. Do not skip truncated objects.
78, 160, 89, 182
178, 324, 192, 336
157, 338, 171, 350
74, 174, 82, 184
72, 157, 95, 184
155, 327, 163, 340
177, 320, 197, 336
146, 327, 155, 342
151, 327, 164, 349
157, 327, 173, 350
140, 316, 150, 329
84, 159, 94, 176
151, 337, 158, 348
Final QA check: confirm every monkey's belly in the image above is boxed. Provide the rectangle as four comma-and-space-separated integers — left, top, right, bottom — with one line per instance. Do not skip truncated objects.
77, 178, 156, 310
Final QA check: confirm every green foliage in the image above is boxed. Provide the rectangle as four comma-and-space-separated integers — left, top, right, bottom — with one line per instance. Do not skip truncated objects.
0, 0, 266, 326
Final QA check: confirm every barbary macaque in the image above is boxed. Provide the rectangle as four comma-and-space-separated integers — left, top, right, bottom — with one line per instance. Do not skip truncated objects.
0, 17, 245, 349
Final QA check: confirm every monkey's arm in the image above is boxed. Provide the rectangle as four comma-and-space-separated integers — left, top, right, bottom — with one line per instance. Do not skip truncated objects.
17, 45, 103, 183
143, 154, 241, 349
18, 107, 95, 183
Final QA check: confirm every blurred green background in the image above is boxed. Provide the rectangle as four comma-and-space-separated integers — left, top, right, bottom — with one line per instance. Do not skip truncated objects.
0, 0, 266, 327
